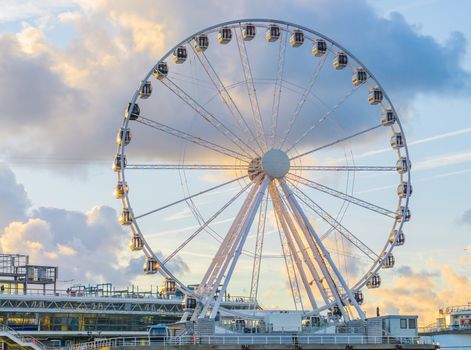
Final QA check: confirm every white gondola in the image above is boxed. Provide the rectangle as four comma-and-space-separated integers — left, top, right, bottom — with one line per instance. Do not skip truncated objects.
368, 87, 383, 105
129, 235, 144, 251
396, 157, 411, 174
114, 181, 128, 199
266, 24, 280, 42
397, 181, 412, 198
153, 62, 168, 80
163, 277, 177, 295
390, 132, 404, 149
138, 80, 152, 99
352, 68, 367, 86
395, 206, 411, 222
333, 51, 348, 69
366, 274, 381, 289
125, 103, 140, 120
242, 23, 256, 41
354, 290, 364, 305
381, 109, 396, 126
112, 154, 127, 172
194, 34, 209, 52
382, 253, 395, 268
116, 127, 131, 146
389, 230, 405, 246
218, 27, 232, 44
312, 39, 327, 57
119, 208, 132, 225
289, 29, 304, 47
396, 231, 405, 246
144, 257, 159, 274
173, 46, 187, 64
183, 296, 197, 310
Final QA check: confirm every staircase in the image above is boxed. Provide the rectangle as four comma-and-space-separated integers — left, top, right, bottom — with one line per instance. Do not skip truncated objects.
0, 325, 45, 350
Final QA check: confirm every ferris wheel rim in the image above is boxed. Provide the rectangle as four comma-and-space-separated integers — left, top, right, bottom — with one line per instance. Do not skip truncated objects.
116, 18, 412, 318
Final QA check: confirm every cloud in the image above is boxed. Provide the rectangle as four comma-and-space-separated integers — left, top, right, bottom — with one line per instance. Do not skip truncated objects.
460, 209, 471, 226
0, 205, 134, 285
364, 263, 471, 325
0, 165, 30, 229
0, 0, 469, 169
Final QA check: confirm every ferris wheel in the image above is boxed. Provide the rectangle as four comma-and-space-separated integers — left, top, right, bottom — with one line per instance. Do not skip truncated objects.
113, 19, 412, 322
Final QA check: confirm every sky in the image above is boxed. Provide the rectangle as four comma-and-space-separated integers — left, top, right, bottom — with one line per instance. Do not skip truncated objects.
0, 0, 470, 326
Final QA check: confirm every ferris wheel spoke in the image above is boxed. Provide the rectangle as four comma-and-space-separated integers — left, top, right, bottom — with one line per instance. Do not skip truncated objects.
159, 77, 257, 158
287, 173, 396, 218
279, 179, 366, 320
287, 84, 363, 153
290, 165, 396, 171
136, 117, 250, 162
126, 164, 247, 171
134, 175, 248, 220
280, 51, 329, 149
249, 191, 268, 306
235, 26, 268, 151
191, 43, 264, 154
269, 25, 288, 148
286, 179, 379, 262
290, 123, 382, 161
270, 184, 320, 311
162, 182, 252, 266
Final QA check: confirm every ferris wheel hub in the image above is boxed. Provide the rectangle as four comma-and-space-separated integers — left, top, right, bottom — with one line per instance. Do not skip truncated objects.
262, 149, 290, 178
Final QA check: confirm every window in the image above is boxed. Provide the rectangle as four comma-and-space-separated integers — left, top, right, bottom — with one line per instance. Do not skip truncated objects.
408, 318, 416, 329
400, 318, 407, 329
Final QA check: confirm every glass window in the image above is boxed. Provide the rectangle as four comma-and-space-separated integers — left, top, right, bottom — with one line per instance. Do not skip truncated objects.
408, 318, 416, 329
400, 318, 407, 329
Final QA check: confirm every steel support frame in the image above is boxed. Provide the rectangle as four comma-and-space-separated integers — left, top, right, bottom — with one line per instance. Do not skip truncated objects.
270, 185, 317, 312
280, 180, 366, 320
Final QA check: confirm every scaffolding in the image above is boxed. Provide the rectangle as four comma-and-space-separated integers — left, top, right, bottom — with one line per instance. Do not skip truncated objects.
0, 254, 57, 295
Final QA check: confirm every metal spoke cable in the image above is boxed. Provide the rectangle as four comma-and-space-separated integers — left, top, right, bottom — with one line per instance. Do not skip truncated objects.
136, 116, 250, 162
159, 77, 256, 158
286, 179, 379, 262
249, 191, 268, 305
235, 26, 268, 151
290, 165, 395, 171
287, 173, 395, 217
290, 123, 383, 161
270, 25, 287, 147
135, 175, 248, 219
274, 208, 304, 311
287, 84, 363, 153
162, 182, 252, 265
280, 52, 329, 149
127, 164, 247, 170
191, 43, 263, 154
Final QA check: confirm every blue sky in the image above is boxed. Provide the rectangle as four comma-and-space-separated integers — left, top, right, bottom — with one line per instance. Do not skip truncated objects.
0, 0, 470, 324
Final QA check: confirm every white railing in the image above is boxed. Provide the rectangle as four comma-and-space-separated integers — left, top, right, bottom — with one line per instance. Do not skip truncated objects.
63, 334, 428, 350
0, 324, 46, 350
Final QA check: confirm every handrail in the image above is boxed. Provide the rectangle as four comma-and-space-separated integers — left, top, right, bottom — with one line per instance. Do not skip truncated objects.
0, 324, 47, 350
61, 334, 429, 350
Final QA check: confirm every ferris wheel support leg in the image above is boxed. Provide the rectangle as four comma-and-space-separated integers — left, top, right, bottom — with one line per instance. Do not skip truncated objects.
271, 184, 330, 307
280, 180, 366, 320
279, 181, 350, 321
194, 182, 261, 321
270, 185, 318, 312
207, 177, 270, 319
198, 182, 257, 295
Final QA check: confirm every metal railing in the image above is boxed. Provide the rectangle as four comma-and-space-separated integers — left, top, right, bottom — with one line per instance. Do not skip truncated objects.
419, 324, 471, 333
63, 334, 429, 350
0, 324, 47, 350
